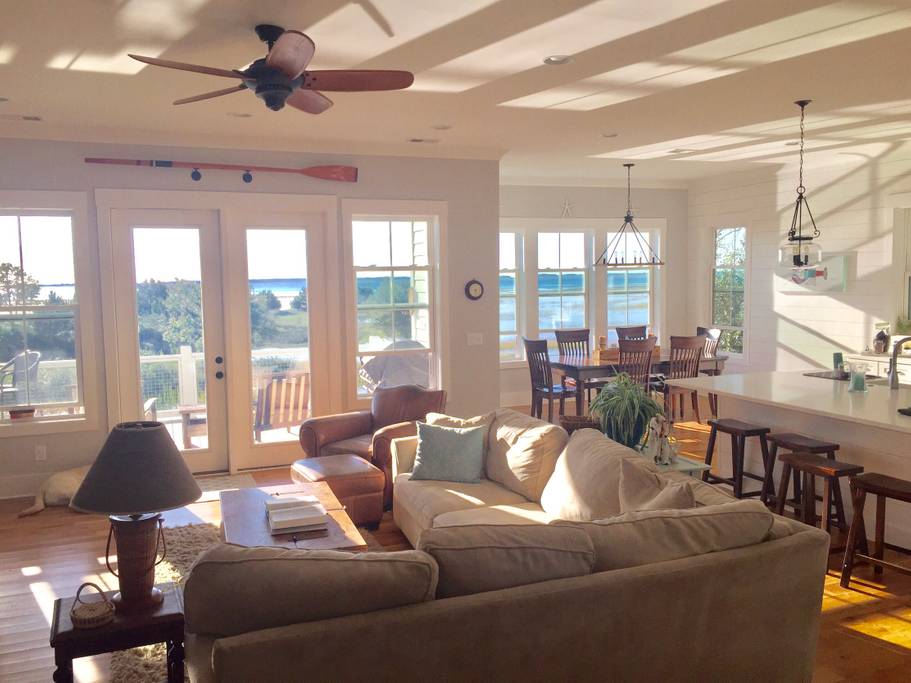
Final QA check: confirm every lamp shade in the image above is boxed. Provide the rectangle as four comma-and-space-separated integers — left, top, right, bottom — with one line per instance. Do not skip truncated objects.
72, 421, 202, 516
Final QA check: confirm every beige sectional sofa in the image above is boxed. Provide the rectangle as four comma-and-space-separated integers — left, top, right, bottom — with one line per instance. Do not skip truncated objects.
185, 408, 829, 682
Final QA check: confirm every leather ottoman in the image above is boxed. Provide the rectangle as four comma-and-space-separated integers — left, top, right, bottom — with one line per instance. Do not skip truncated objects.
291, 455, 384, 530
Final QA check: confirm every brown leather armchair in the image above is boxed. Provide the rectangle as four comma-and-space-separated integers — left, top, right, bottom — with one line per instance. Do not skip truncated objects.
298, 385, 447, 507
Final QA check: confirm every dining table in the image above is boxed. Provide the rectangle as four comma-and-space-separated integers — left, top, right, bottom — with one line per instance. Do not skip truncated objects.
549, 352, 728, 415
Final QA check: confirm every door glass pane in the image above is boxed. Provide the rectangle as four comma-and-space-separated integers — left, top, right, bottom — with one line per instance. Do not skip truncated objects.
133, 227, 208, 451
247, 229, 310, 445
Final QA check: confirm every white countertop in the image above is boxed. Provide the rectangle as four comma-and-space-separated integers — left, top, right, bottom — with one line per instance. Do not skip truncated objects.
668, 371, 911, 434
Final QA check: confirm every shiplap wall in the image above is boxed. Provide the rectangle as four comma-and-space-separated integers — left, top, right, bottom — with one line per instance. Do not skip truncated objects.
687, 147, 911, 372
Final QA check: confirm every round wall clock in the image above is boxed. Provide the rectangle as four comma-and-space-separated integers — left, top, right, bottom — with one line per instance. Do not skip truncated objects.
464, 279, 484, 301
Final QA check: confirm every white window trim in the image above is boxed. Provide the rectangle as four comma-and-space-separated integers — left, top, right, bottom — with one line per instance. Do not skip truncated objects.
341, 199, 448, 409
499, 217, 666, 365
0, 191, 101, 436
708, 224, 749, 360
498, 230, 524, 363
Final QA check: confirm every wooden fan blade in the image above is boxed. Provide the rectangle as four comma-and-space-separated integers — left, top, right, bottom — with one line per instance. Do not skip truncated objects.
286, 89, 333, 114
265, 30, 315, 80
173, 84, 247, 105
129, 54, 244, 79
303, 70, 414, 91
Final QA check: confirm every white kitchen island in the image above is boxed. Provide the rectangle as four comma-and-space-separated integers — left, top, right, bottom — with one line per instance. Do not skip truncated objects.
668, 371, 911, 547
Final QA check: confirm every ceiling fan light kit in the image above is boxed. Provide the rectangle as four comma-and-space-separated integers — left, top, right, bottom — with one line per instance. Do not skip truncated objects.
597, 163, 664, 268
129, 24, 414, 115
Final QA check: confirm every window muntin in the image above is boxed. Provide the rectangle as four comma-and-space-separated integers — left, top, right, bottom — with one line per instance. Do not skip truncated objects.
499, 232, 520, 360
605, 231, 652, 344
0, 214, 83, 418
711, 227, 746, 354
352, 219, 434, 396
537, 232, 586, 345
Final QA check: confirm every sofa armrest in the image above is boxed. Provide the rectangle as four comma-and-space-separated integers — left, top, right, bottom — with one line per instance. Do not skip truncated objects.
373, 421, 419, 508
298, 411, 373, 459
392, 436, 419, 478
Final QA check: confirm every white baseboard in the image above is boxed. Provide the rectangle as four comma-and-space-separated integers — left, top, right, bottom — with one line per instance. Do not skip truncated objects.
0, 472, 44, 501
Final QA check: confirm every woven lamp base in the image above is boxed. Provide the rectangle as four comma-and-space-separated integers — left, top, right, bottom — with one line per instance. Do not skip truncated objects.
109, 513, 165, 614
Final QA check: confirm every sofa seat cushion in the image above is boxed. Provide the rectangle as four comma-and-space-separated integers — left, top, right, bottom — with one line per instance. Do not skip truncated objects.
418, 524, 595, 598
433, 502, 552, 528
540, 428, 640, 521
323, 434, 372, 459
554, 500, 774, 572
394, 473, 528, 532
184, 544, 438, 638
486, 409, 568, 502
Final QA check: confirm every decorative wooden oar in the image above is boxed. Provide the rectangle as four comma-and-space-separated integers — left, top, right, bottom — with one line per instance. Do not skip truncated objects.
84, 157, 358, 183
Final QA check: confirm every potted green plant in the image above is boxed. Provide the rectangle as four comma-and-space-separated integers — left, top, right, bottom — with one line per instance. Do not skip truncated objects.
589, 373, 664, 449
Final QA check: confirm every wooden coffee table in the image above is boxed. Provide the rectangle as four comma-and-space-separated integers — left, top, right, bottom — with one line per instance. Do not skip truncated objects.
219, 482, 367, 551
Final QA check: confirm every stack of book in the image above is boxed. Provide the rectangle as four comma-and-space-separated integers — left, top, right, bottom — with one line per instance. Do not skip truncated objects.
264, 494, 329, 535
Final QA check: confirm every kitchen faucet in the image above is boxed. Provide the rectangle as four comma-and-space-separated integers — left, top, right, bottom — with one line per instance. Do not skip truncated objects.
888, 337, 911, 389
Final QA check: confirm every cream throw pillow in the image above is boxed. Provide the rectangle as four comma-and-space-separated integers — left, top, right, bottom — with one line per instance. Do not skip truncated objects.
540, 428, 637, 521
486, 409, 567, 501
618, 457, 695, 512
554, 500, 774, 572
418, 524, 595, 598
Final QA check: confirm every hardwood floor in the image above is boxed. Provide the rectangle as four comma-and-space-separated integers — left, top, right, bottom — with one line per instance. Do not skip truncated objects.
1, 416, 909, 681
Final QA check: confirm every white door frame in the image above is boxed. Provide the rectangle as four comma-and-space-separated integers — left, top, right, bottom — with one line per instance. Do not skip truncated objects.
96, 190, 338, 473
108, 208, 228, 472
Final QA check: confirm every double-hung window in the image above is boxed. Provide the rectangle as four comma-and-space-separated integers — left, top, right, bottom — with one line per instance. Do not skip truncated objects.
605, 230, 653, 344
537, 232, 586, 345
352, 218, 435, 396
711, 227, 747, 353
499, 232, 522, 360
0, 213, 83, 418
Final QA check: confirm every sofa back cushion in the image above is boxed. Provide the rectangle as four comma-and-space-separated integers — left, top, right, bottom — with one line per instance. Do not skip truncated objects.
554, 500, 773, 572
184, 545, 438, 637
410, 422, 487, 483
540, 428, 638, 520
371, 385, 447, 430
487, 409, 568, 501
418, 524, 595, 598
618, 457, 695, 512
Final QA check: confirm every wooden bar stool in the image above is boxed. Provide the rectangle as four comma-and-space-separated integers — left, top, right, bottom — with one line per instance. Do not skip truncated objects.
765, 433, 845, 529
773, 453, 862, 536
702, 419, 771, 500
841, 473, 911, 588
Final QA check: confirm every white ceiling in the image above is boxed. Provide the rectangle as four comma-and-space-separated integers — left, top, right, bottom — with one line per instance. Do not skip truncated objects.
2, 0, 911, 185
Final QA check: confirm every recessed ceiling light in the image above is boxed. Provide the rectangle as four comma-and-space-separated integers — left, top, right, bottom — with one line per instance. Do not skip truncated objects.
0, 97, 8, 103
431, 123, 452, 131
227, 112, 252, 118
0, 114, 41, 122
601, 132, 618, 138
408, 137, 439, 144
543, 55, 572, 66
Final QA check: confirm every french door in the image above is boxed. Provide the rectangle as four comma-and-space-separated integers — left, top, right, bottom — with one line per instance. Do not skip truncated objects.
108, 207, 330, 473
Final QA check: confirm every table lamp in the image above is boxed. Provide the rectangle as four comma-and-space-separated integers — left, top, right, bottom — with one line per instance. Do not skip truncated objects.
72, 421, 202, 613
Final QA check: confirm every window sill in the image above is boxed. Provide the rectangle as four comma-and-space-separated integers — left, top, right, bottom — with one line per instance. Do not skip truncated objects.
500, 360, 527, 370
0, 415, 100, 438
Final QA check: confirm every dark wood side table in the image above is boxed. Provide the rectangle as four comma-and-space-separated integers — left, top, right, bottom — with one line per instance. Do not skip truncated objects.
49, 583, 184, 683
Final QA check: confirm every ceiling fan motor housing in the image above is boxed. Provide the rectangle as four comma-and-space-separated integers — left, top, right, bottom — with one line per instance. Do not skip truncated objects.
243, 58, 303, 111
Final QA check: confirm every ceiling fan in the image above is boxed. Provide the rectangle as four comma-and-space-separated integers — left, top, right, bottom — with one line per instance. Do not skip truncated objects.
129, 24, 414, 114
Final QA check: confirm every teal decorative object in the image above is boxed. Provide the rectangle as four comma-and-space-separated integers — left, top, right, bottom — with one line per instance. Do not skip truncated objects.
411, 422, 486, 483
589, 373, 664, 449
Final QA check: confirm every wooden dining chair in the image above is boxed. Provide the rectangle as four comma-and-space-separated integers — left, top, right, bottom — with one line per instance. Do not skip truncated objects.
617, 337, 657, 391
654, 335, 705, 422
554, 329, 605, 403
616, 325, 648, 340
697, 327, 722, 417
523, 338, 568, 422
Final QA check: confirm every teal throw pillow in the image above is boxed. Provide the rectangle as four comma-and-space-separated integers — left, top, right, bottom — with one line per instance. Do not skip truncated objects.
410, 422, 487, 483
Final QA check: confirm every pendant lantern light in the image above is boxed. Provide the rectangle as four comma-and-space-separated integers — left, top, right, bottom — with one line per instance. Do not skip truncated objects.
779, 99, 823, 269
597, 163, 664, 268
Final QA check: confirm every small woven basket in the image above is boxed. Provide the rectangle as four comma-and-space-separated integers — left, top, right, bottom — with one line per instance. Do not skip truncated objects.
559, 415, 600, 435
70, 582, 115, 629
